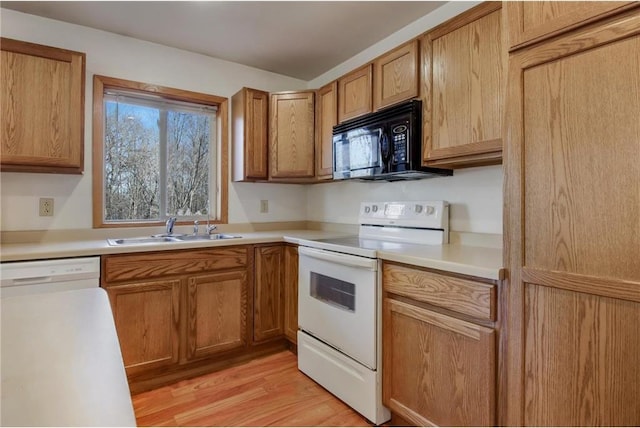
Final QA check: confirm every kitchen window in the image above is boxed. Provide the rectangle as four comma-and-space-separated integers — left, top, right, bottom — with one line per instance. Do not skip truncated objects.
92, 75, 228, 227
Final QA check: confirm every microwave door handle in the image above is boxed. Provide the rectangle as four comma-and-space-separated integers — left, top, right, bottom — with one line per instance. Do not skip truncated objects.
380, 131, 392, 172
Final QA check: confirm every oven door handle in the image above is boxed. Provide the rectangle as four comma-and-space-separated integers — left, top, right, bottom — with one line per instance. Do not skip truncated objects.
299, 246, 378, 270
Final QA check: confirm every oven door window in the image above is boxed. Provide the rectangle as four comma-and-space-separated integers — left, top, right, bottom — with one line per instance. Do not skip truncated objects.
310, 272, 355, 312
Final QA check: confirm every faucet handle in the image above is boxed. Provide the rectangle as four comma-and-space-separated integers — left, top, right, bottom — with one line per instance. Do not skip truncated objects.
166, 217, 177, 235
207, 224, 217, 235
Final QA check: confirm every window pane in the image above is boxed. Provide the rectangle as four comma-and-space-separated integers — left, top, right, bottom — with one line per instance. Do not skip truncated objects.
166, 111, 211, 217
104, 101, 160, 221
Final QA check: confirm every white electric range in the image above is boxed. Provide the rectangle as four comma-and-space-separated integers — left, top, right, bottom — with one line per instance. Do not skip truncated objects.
296, 201, 449, 425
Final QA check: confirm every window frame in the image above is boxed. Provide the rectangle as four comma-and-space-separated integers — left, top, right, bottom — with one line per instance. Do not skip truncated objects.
92, 75, 228, 228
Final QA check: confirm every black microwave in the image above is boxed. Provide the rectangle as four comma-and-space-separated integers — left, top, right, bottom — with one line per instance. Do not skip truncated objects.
332, 100, 452, 181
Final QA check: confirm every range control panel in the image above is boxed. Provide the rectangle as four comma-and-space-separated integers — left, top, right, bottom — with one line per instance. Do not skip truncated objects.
359, 201, 448, 230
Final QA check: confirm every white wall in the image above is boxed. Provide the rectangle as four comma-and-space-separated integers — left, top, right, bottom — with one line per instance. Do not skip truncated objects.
1, 3, 504, 235
0, 9, 308, 231
307, 166, 503, 234
306, 1, 482, 89
306, 1, 502, 234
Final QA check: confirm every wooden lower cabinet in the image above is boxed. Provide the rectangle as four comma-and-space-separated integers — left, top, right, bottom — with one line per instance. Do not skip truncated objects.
104, 279, 181, 376
102, 246, 289, 392
383, 298, 496, 426
254, 245, 285, 342
382, 262, 499, 426
283, 245, 299, 343
186, 271, 248, 360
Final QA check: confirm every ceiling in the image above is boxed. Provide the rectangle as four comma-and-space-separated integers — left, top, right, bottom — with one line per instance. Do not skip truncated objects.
2, 1, 446, 81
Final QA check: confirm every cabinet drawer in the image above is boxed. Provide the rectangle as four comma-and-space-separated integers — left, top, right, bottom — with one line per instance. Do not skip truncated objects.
103, 247, 248, 284
382, 262, 496, 321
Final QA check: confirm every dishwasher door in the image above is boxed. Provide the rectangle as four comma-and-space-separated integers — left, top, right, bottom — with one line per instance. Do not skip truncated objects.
0, 257, 100, 298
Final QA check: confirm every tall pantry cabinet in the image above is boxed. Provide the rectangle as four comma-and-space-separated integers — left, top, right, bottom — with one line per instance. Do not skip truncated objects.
503, 4, 640, 426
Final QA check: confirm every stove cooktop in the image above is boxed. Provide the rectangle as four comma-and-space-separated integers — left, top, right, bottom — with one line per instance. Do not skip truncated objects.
299, 201, 450, 258
298, 236, 413, 258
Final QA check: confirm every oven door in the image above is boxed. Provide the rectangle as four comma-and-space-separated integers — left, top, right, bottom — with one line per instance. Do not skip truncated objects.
298, 246, 378, 369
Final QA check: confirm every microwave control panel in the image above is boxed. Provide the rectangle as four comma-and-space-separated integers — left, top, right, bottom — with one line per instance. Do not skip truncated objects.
391, 122, 409, 165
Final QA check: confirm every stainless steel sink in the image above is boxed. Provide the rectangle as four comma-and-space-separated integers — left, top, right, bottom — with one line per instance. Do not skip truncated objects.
174, 234, 241, 241
107, 236, 179, 246
107, 234, 240, 246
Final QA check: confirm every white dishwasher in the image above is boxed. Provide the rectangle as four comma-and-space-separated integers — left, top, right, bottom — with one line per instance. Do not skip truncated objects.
0, 257, 100, 298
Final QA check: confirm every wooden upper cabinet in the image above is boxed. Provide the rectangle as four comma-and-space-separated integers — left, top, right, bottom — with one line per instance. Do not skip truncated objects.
1, 38, 85, 174
186, 271, 248, 360
338, 64, 372, 123
505, 1, 638, 50
269, 91, 315, 179
232, 87, 269, 181
373, 39, 419, 111
315, 81, 337, 180
421, 2, 504, 168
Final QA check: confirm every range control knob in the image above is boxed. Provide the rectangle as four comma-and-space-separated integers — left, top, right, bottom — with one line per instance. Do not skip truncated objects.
414, 204, 423, 214
372, 205, 379, 213
425, 205, 435, 215
364, 206, 371, 213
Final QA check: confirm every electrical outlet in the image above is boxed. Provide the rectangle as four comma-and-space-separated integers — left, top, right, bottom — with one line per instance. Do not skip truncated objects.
260, 200, 269, 213
39, 198, 54, 217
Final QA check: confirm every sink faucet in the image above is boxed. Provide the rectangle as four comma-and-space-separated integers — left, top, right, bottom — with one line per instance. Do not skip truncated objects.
193, 220, 199, 235
166, 217, 177, 235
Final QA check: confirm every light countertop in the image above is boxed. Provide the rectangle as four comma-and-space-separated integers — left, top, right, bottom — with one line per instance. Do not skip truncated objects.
1, 288, 136, 426
0, 229, 504, 280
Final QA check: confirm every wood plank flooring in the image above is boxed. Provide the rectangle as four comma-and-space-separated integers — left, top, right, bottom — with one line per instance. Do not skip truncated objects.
132, 351, 372, 426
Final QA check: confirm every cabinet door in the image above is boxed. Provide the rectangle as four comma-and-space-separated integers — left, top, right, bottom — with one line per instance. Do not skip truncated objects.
373, 39, 419, 111
383, 298, 495, 426
504, 9, 640, 426
315, 81, 337, 179
186, 271, 248, 360
523, 286, 640, 426
338, 64, 372, 123
104, 279, 181, 376
269, 91, 315, 179
232, 87, 269, 181
422, 3, 503, 168
506, 1, 637, 50
254, 245, 285, 341
283, 245, 299, 343
1, 38, 85, 174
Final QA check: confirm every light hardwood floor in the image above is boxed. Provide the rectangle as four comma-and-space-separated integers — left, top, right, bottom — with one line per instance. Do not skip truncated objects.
132, 351, 372, 426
